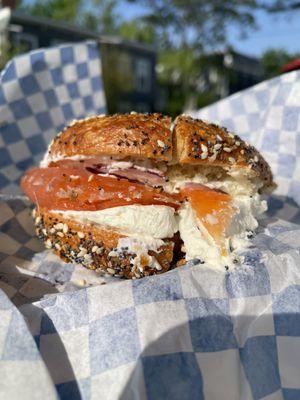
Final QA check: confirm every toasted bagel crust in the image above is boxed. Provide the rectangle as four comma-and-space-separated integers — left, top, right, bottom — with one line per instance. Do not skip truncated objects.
46, 113, 274, 191
49, 113, 172, 162
34, 208, 174, 279
174, 115, 275, 191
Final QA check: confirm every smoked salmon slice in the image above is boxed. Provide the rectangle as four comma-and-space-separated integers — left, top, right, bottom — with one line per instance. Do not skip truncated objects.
21, 165, 181, 211
181, 184, 236, 254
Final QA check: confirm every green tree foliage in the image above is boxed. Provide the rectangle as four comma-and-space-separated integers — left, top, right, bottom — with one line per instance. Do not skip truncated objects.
16, 0, 300, 115
119, 20, 157, 44
18, 0, 82, 23
261, 49, 300, 78
124, 0, 262, 113
87, 0, 119, 34
18, 0, 120, 34
262, 1, 300, 12
126, 0, 259, 49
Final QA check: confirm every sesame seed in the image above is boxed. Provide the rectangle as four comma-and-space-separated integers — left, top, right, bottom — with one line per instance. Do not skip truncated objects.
96, 248, 102, 254
54, 223, 64, 230
45, 239, 52, 248
55, 243, 61, 250
63, 224, 68, 233
78, 231, 84, 239
157, 139, 165, 148
209, 153, 217, 162
42, 228, 47, 235
155, 264, 162, 271
228, 132, 235, 138
88, 175, 94, 182
236, 141, 240, 146
201, 144, 208, 152
77, 248, 87, 257
229, 157, 236, 164
214, 143, 222, 150
223, 147, 232, 152
201, 153, 208, 159
240, 149, 245, 155
57, 231, 64, 238
50, 228, 55, 234
216, 135, 223, 141
32, 209, 37, 218
92, 246, 99, 253
107, 268, 115, 275
254, 155, 259, 162
70, 175, 79, 180
35, 216, 41, 224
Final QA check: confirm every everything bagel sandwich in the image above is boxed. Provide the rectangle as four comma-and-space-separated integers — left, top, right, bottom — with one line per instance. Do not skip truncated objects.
21, 113, 275, 278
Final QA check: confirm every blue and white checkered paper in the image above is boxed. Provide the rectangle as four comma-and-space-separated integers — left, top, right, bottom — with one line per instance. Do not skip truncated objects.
0, 43, 300, 399
0, 40, 106, 194
191, 71, 300, 224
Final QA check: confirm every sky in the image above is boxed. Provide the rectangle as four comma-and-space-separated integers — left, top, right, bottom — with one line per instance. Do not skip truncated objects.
228, 9, 300, 57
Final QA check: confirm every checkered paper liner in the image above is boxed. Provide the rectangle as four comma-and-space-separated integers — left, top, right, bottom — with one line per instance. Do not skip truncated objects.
1, 214, 300, 400
0, 42, 300, 399
191, 71, 300, 224
0, 40, 106, 195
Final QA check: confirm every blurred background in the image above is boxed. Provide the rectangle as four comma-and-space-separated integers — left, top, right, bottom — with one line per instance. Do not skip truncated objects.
0, 0, 299, 116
